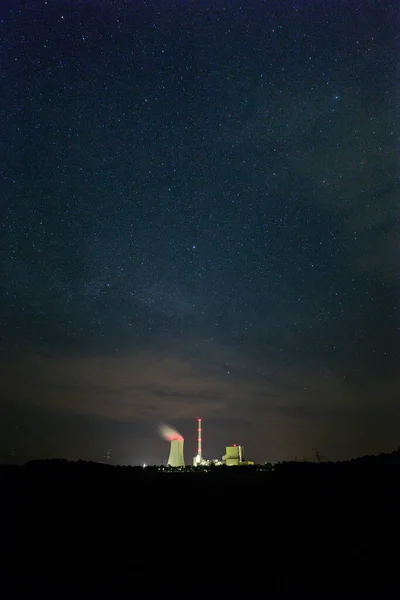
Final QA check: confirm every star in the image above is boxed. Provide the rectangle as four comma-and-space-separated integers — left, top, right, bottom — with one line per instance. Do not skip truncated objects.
0, 0, 397, 464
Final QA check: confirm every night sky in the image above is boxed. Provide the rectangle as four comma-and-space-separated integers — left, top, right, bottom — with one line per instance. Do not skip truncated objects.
1, 0, 398, 465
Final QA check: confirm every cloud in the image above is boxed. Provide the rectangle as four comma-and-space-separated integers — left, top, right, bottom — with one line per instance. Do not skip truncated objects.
2, 339, 398, 417
1, 342, 399, 462
1, 305, 399, 457
0, 347, 252, 422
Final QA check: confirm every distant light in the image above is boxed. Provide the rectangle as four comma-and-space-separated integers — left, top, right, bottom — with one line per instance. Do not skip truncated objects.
143, 464, 147, 468
233, 444, 236, 447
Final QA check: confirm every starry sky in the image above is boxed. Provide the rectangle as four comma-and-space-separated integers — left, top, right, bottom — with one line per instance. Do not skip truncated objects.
1, 0, 399, 465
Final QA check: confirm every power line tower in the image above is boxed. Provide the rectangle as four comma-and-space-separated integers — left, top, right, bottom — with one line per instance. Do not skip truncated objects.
314, 447, 323, 462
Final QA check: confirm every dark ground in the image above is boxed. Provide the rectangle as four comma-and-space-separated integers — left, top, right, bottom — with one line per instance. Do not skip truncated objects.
1, 453, 399, 592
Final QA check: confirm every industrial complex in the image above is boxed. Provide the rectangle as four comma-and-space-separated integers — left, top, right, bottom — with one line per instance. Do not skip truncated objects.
163, 418, 254, 468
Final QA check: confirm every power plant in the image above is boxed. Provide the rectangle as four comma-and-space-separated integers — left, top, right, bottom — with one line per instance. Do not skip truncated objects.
159, 419, 253, 468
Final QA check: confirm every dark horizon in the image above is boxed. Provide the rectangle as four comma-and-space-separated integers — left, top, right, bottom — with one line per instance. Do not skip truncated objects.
1, 0, 398, 466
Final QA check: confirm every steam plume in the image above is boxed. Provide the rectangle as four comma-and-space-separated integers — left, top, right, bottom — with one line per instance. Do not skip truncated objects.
159, 423, 184, 441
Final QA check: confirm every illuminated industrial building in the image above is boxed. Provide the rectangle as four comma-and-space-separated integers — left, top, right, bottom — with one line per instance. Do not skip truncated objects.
222, 444, 253, 466
167, 437, 185, 467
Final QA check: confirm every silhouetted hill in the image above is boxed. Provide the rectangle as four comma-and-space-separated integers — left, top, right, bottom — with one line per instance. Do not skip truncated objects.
1, 451, 399, 591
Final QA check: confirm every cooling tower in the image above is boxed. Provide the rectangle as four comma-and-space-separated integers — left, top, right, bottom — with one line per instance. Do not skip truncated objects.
167, 438, 185, 467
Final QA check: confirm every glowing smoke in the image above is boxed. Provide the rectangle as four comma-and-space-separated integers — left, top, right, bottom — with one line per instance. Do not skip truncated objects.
159, 424, 184, 441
